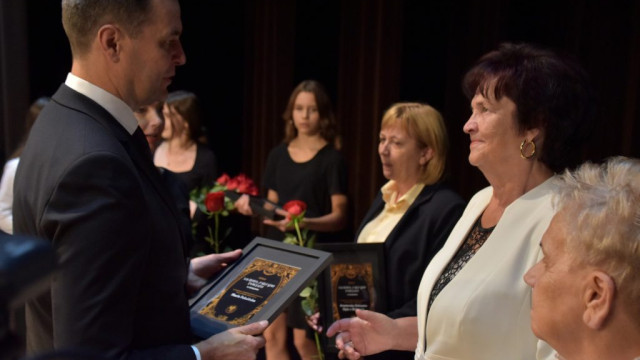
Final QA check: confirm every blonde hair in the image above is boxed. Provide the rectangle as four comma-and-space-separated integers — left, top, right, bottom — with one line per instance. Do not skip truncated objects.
380, 103, 448, 185
554, 156, 640, 322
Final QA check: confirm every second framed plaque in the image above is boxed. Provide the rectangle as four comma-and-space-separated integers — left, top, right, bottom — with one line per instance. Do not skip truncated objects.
315, 242, 386, 353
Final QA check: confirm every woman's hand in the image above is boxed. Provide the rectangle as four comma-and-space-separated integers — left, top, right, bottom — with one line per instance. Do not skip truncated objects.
306, 311, 323, 333
234, 194, 253, 216
262, 214, 292, 232
326, 309, 397, 359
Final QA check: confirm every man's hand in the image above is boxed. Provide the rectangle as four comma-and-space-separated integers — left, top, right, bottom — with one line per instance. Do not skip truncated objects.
195, 320, 268, 360
187, 249, 242, 295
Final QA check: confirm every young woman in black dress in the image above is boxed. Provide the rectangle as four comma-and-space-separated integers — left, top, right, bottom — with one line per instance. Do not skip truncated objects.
238, 80, 349, 360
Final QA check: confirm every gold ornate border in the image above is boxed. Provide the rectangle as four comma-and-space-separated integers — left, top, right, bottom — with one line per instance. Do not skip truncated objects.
199, 257, 300, 325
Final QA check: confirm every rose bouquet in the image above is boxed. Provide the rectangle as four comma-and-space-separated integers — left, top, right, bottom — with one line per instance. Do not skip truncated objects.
191, 173, 258, 253
282, 200, 324, 360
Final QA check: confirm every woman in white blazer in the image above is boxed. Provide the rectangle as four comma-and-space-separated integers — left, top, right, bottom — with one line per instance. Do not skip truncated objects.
327, 42, 596, 360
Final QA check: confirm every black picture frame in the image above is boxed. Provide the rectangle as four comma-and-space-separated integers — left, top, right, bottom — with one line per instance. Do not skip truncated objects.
314, 242, 386, 355
224, 190, 283, 220
189, 237, 333, 339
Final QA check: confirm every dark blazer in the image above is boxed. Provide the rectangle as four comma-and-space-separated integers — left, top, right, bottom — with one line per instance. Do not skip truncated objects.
355, 182, 464, 360
356, 182, 465, 318
13, 84, 195, 360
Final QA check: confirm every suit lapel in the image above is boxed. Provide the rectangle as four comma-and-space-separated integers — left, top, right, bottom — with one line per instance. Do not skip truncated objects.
52, 85, 187, 251
384, 184, 437, 249
355, 184, 439, 245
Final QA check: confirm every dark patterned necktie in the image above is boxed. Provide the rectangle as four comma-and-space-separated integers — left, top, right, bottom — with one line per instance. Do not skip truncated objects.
132, 127, 153, 161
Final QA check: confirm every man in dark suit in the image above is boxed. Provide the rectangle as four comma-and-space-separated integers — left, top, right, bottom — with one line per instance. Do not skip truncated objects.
12, 1, 267, 359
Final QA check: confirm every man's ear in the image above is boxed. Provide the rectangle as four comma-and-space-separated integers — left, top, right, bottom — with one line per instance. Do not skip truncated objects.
97, 24, 122, 62
582, 270, 615, 330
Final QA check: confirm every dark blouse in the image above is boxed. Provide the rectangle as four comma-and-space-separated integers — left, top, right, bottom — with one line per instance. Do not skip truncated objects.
174, 143, 218, 191
428, 216, 494, 313
262, 143, 348, 243
171, 143, 220, 256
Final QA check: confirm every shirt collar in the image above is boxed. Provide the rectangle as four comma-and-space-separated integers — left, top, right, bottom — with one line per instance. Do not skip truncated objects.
381, 180, 425, 208
65, 73, 139, 135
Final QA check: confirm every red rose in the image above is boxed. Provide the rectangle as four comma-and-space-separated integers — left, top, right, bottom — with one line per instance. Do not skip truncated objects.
283, 200, 307, 216
226, 178, 239, 191
247, 185, 259, 196
205, 191, 225, 213
216, 173, 230, 185
235, 173, 249, 183
237, 178, 256, 194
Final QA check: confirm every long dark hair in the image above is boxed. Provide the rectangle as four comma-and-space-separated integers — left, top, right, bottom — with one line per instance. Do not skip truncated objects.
282, 80, 337, 146
165, 90, 205, 144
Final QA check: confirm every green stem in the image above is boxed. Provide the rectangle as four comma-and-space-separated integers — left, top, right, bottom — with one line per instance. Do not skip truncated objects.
206, 226, 214, 247
314, 331, 324, 360
294, 219, 304, 247
214, 212, 220, 253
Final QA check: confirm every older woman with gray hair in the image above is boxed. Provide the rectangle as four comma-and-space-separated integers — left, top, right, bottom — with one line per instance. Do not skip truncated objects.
524, 156, 640, 360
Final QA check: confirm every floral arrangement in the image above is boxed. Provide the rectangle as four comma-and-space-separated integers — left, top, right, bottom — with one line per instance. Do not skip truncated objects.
282, 200, 323, 360
191, 173, 258, 253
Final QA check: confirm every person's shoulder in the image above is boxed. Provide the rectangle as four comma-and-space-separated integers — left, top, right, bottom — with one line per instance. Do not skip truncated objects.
317, 144, 345, 161
319, 143, 341, 154
471, 185, 493, 199
429, 183, 465, 204
274, 142, 288, 152
29, 110, 122, 156
460, 186, 493, 208
267, 142, 288, 158
196, 143, 216, 159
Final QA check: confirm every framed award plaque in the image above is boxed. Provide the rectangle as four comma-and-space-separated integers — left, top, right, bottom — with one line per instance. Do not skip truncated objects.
189, 237, 332, 339
315, 242, 386, 354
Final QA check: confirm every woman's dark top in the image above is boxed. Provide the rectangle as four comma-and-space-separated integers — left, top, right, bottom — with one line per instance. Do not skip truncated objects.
174, 143, 217, 191
171, 143, 224, 256
262, 143, 348, 244
427, 216, 494, 313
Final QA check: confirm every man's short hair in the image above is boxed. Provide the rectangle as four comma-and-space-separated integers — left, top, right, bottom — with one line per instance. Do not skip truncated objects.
554, 156, 640, 323
61, 0, 153, 57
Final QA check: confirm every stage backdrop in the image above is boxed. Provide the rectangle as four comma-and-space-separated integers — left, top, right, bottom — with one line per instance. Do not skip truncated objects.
1, 0, 638, 239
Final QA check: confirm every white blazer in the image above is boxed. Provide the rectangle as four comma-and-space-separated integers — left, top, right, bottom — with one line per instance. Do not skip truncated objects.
415, 178, 557, 360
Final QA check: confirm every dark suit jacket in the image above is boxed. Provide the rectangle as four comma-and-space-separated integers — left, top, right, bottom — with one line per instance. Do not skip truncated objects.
356, 182, 465, 318
354, 182, 464, 360
13, 84, 195, 360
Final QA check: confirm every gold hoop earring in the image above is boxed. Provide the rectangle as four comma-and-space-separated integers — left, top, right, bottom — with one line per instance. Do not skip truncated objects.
520, 139, 536, 159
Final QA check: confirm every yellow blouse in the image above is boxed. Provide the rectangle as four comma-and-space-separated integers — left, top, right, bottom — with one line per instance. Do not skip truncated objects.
357, 180, 425, 244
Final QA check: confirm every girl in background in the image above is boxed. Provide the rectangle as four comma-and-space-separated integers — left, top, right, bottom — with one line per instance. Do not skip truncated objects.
238, 80, 349, 360
154, 90, 217, 192
154, 90, 218, 256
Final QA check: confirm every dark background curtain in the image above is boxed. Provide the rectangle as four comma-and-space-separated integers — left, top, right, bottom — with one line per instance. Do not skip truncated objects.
1, 0, 638, 237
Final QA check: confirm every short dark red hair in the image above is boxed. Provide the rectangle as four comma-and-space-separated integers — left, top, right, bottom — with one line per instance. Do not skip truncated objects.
463, 43, 596, 173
